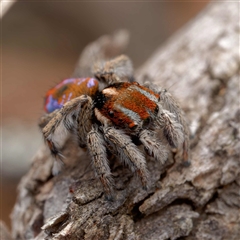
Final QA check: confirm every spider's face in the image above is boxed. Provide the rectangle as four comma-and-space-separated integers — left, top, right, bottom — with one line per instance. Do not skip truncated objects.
94, 82, 160, 132
44, 78, 99, 113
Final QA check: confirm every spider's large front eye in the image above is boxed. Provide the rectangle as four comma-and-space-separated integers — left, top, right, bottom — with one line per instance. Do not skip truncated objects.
108, 110, 114, 118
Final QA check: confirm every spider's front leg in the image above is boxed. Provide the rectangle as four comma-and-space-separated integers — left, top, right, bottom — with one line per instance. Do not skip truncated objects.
139, 129, 168, 164
87, 126, 114, 198
158, 89, 190, 162
157, 107, 184, 149
39, 110, 59, 129
144, 80, 189, 162
42, 95, 90, 175
92, 55, 134, 84
103, 127, 149, 189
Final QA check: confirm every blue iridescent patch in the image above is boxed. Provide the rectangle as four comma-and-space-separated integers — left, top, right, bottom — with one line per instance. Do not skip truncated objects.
44, 78, 99, 113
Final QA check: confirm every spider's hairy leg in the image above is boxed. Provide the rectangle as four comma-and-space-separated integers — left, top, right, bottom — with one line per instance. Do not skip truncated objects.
158, 89, 190, 162
144, 79, 189, 162
143, 79, 187, 128
103, 127, 149, 189
157, 107, 184, 150
42, 95, 89, 175
87, 127, 114, 198
77, 97, 93, 148
139, 129, 168, 164
38, 110, 59, 129
92, 55, 134, 84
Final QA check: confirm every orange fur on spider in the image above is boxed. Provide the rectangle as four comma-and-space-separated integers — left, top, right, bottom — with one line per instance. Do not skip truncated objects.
97, 82, 160, 129
44, 78, 99, 113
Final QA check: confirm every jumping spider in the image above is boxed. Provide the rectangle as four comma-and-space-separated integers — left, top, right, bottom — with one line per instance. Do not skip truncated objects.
39, 55, 189, 197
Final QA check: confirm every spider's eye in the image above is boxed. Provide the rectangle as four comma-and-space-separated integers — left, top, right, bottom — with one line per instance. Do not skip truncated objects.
108, 110, 114, 118
154, 105, 159, 114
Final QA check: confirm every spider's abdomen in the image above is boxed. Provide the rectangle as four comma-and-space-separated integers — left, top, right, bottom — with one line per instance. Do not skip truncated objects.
94, 82, 160, 129
44, 78, 99, 113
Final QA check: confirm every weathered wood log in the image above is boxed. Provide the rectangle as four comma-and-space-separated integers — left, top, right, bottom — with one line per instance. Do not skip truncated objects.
0, 221, 13, 240
10, 2, 239, 239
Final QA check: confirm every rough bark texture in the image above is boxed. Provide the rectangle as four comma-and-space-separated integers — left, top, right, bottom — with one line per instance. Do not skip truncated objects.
10, 2, 239, 240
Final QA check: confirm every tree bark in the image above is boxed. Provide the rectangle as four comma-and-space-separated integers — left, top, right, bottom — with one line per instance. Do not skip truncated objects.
10, 2, 239, 240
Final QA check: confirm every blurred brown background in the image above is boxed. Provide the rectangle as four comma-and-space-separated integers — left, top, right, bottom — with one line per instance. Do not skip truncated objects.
1, 1, 209, 229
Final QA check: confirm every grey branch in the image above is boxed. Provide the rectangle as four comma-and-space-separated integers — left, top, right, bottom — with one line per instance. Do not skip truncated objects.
10, 1, 240, 240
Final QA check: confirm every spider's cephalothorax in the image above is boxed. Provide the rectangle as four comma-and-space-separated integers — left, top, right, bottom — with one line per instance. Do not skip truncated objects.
39, 55, 189, 197
94, 82, 160, 128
